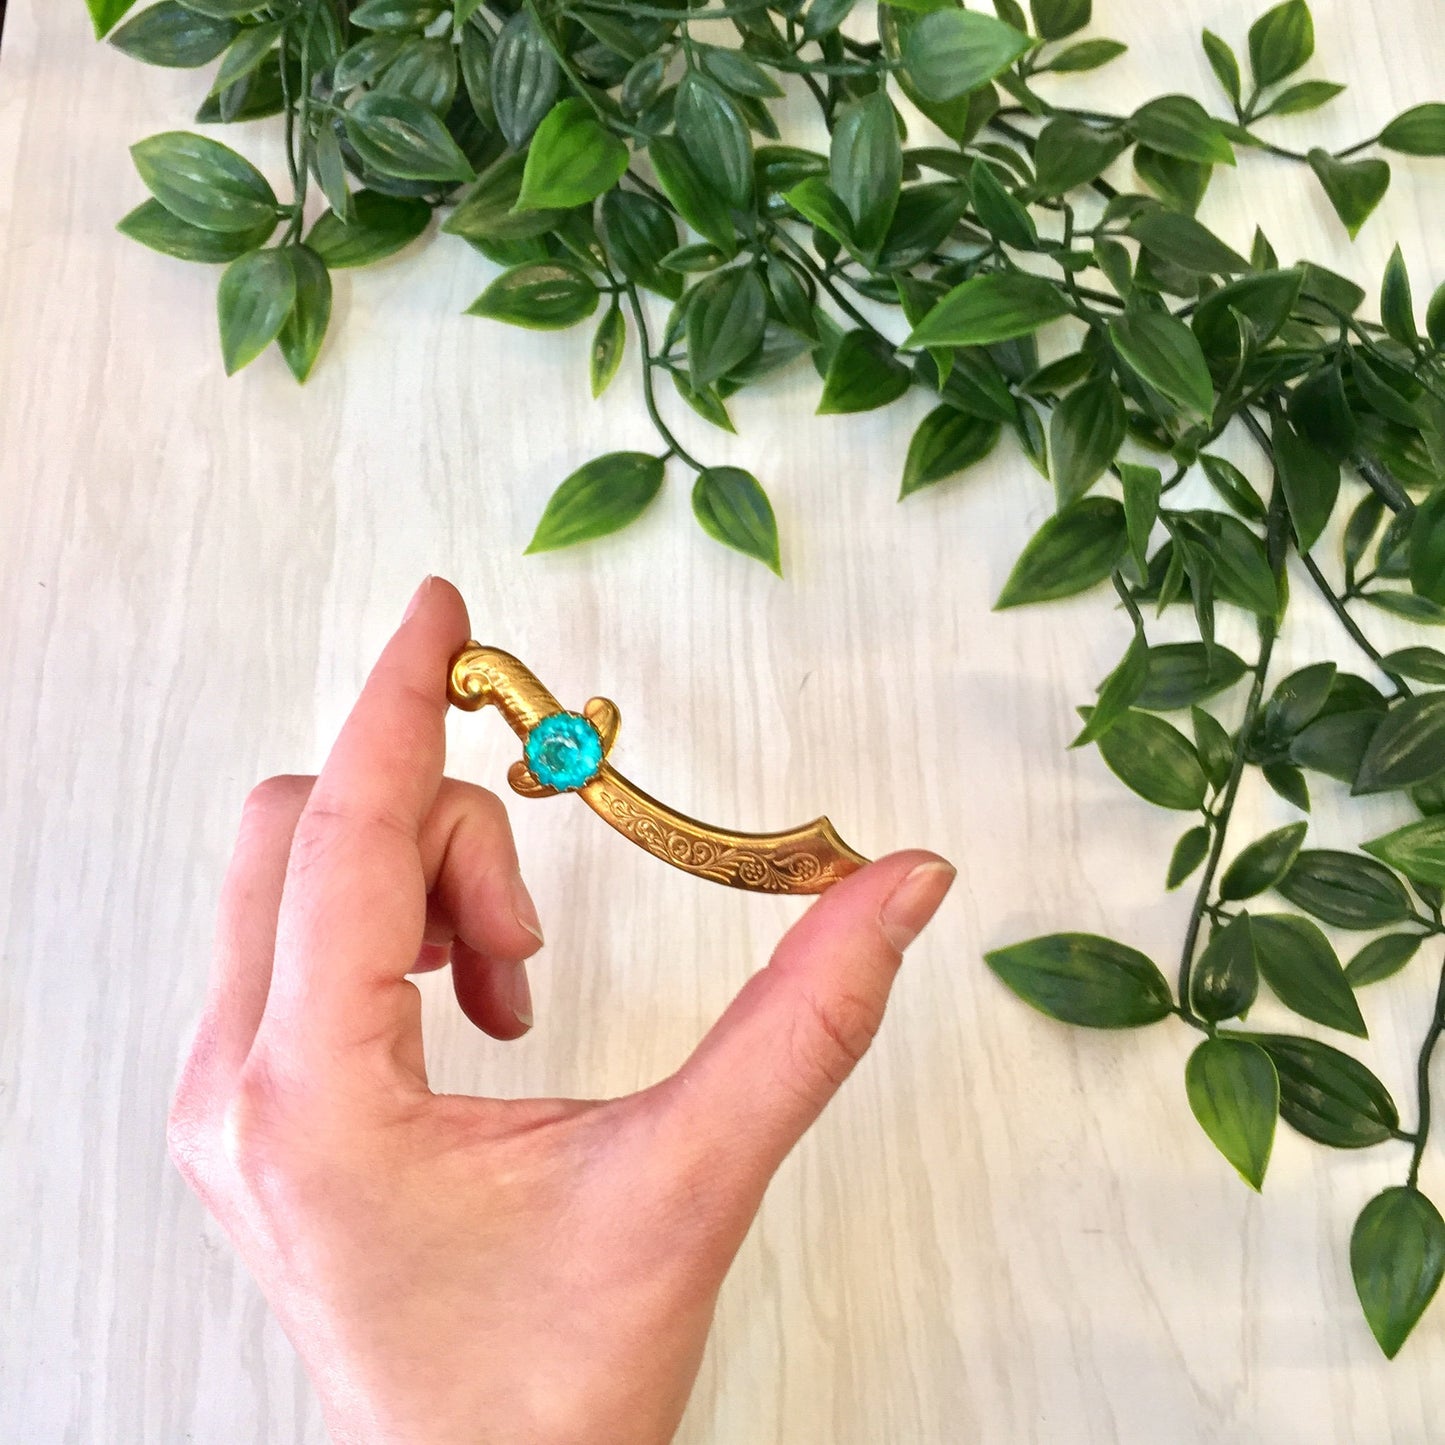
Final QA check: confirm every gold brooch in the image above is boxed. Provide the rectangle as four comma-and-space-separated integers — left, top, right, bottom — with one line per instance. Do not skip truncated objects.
447, 645, 867, 895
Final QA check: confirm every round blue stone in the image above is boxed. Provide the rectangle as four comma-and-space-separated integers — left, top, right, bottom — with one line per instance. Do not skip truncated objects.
525, 711, 604, 792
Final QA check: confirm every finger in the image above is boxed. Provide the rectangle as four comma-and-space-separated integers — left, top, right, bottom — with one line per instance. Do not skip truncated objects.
172, 775, 314, 1123
661, 850, 955, 1196
451, 941, 534, 1042
261, 577, 469, 1061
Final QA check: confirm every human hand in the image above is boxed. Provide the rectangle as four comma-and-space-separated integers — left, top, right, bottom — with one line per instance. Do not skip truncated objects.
168, 577, 955, 1445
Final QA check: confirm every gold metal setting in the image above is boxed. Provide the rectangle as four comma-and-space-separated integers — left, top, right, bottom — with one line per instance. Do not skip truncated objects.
448, 644, 868, 895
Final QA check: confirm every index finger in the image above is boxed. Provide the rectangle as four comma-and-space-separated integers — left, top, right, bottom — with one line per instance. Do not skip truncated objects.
259, 576, 471, 1064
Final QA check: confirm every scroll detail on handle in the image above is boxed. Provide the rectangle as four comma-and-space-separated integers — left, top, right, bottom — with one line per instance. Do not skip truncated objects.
447, 643, 868, 896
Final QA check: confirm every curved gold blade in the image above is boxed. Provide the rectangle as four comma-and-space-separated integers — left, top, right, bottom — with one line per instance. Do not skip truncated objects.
448, 643, 868, 895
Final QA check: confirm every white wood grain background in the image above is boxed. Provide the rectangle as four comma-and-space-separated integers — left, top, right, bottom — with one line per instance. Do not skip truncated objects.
4, 1, 1445, 1439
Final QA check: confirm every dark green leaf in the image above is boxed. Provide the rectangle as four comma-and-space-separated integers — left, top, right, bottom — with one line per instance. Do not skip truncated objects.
651, 133, 737, 254
1277, 850, 1413, 930
1192, 706, 1235, 791
1183, 513, 1279, 618
1129, 95, 1235, 166
1109, 310, 1214, 420
1186, 1037, 1277, 1190
676, 72, 753, 209
131, 131, 278, 233
1254, 1033, 1398, 1146
1308, 149, 1390, 240
1261, 81, 1346, 118
516, 99, 629, 211
1133, 145, 1212, 214
1192, 912, 1259, 1020
1050, 374, 1126, 506
1119, 462, 1161, 576
1290, 710, 1384, 783
1379, 648, 1445, 685
276, 244, 331, 385
597, 189, 680, 299
1346, 933, 1423, 987
1264, 761, 1311, 812
900, 407, 1001, 497
1045, 38, 1126, 72
1096, 709, 1207, 811
444, 151, 562, 244
688, 266, 768, 389
1073, 628, 1149, 747
1219, 822, 1308, 901
209, 20, 283, 97
490, 10, 560, 148
117, 198, 275, 263
1362, 591, 1445, 626
671, 371, 734, 432
1030, 0, 1089, 41
1136, 642, 1248, 711
1290, 365, 1358, 462
1032, 117, 1126, 194
1251, 914, 1366, 1036
878, 183, 969, 270
970, 159, 1037, 249
334, 34, 408, 91
1199, 453, 1266, 521
1351, 1188, 1445, 1359
1411, 488, 1445, 606
1201, 29, 1241, 107
996, 496, 1127, 607
817, 329, 912, 414
216, 247, 297, 375
1167, 824, 1211, 890
905, 272, 1070, 349
526, 452, 665, 553
984, 933, 1174, 1028
1271, 418, 1340, 553
1128, 210, 1246, 276
1381, 244, 1418, 348
692, 466, 782, 574
1264, 663, 1337, 745
344, 93, 476, 183
349, 0, 443, 31
110, 1, 235, 67
307, 190, 431, 268
1379, 104, 1445, 156
781, 176, 857, 253
1248, 0, 1313, 88
830, 91, 902, 255
697, 42, 785, 96
467, 261, 599, 330
589, 303, 626, 399
1354, 693, 1445, 795
902, 9, 1031, 103
1362, 816, 1445, 889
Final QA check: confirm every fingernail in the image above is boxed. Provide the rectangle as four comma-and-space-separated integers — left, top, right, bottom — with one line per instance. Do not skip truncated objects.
510, 874, 545, 946
879, 859, 956, 953
509, 960, 534, 1029
403, 576, 433, 622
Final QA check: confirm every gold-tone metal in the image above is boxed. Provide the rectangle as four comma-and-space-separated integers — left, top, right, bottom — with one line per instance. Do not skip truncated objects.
448, 644, 868, 895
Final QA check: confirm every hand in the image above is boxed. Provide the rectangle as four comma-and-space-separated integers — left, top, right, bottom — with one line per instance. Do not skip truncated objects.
168, 577, 955, 1445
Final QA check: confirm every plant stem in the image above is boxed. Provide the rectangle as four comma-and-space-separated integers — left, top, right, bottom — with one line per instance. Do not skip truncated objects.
1407, 954, 1445, 1189
770, 226, 880, 334
624, 285, 705, 472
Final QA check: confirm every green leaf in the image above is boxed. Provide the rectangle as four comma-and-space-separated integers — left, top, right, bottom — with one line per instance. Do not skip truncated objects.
1354, 693, 1445, 795
830, 91, 902, 255
1192, 912, 1259, 1020
216, 247, 297, 376
1379, 104, 1445, 156
1276, 850, 1413, 930
117, 198, 276, 264
1308, 149, 1390, 240
1248, 0, 1314, 88
1166, 824, 1211, 890
687, 266, 768, 389
88, 0, 139, 39
1045, 38, 1126, 72
490, 10, 560, 148
1073, 628, 1149, 747
276, 245, 332, 385
817, 330, 912, 414
131, 131, 278, 233
995, 497, 1127, 608
307, 190, 431, 269
1030, 0, 1089, 40
1362, 816, 1445, 889
1192, 706, 1234, 791
1129, 96, 1235, 166
1096, 709, 1207, 811
1049, 374, 1126, 506
1119, 462, 1161, 576
1132, 145, 1212, 214
1381, 244, 1418, 347
526, 452, 665, 554
374, 38, 458, 113
675, 72, 753, 210
1136, 642, 1247, 711
209, 20, 284, 97
1259, 80, 1346, 118
902, 9, 1032, 103
344, 93, 476, 184
467, 262, 599, 330
781, 177, 858, 253
1250, 914, 1367, 1036
1127, 210, 1246, 276
905, 272, 1070, 349
878, 183, 970, 270
1362, 591, 1445, 626
1031, 117, 1126, 194
1411, 488, 1445, 605
598, 189, 681, 298
443, 152, 561, 245
984, 933, 1174, 1028
349, 0, 443, 30
1290, 364, 1358, 463
335, 34, 408, 92
589, 303, 626, 399
1272, 418, 1340, 554
1263, 761, 1311, 812
1200, 29, 1241, 107
1109, 310, 1214, 421
1351, 1188, 1445, 1359
1186, 1038, 1278, 1191
515, 99, 629, 211
650, 134, 737, 254
692, 467, 782, 574
969, 159, 1037, 249
1219, 822, 1309, 902
1254, 1034, 1398, 1147
1379, 648, 1445, 685
1345, 933, 1423, 987
900, 407, 1001, 497
110, 1, 235, 67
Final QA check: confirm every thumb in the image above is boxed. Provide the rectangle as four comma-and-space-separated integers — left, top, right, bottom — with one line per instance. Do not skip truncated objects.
660, 850, 955, 1197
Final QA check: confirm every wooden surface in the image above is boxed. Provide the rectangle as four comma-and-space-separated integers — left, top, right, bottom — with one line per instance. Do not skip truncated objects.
4, 3, 1445, 1440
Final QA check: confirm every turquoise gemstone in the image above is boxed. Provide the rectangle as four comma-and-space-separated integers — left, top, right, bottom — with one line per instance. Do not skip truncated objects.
525, 711, 603, 792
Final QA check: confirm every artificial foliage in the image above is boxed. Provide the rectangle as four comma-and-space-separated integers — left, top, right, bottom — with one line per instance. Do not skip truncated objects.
93, 0, 1445, 1357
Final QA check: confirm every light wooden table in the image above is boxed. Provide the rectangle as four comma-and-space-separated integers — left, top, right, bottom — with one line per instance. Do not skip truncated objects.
4, 2, 1444, 1440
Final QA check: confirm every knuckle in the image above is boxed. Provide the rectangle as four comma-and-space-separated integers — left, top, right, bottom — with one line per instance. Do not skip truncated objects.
791, 987, 881, 1096
243, 774, 313, 820
220, 1059, 308, 1208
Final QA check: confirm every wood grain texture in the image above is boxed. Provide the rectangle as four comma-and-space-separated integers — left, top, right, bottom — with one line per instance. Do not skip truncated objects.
3, 2, 1444, 1440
